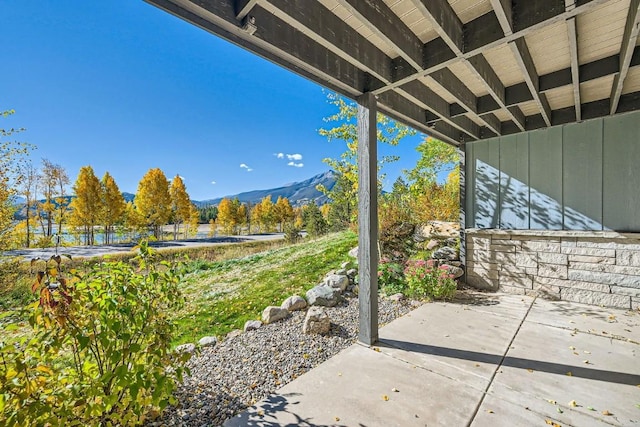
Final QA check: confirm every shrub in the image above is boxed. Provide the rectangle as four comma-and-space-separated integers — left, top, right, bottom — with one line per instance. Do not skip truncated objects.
0, 241, 190, 426
378, 258, 406, 295
403, 259, 457, 301
283, 223, 302, 244
378, 197, 415, 263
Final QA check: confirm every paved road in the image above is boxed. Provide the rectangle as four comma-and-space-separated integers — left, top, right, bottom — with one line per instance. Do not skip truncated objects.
5, 233, 285, 260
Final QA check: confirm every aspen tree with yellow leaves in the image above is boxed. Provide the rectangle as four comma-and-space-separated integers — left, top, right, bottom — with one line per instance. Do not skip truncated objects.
134, 168, 171, 239
69, 166, 102, 245
101, 172, 126, 244
169, 175, 192, 239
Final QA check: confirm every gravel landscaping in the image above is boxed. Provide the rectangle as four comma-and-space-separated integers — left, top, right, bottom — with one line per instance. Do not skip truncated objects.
151, 295, 422, 427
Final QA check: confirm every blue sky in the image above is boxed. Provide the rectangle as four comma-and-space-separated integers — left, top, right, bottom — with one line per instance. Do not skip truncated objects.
2, 0, 427, 200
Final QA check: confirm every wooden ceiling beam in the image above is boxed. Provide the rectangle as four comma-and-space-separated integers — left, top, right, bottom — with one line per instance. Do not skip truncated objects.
566, 16, 581, 121
510, 37, 552, 126
610, 0, 640, 114
335, 0, 424, 71
234, 0, 258, 20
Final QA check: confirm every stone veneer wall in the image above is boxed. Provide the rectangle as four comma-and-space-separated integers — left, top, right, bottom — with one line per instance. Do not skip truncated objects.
465, 229, 640, 310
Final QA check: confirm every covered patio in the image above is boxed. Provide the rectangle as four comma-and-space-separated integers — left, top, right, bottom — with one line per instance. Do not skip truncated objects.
224, 293, 640, 426
143, 0, 640, 424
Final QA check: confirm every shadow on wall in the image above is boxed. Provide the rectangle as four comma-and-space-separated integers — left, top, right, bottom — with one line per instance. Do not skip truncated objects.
474, 160, 604, 231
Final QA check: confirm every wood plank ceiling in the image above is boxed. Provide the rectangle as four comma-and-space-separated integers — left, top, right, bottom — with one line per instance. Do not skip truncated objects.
145, 0, 640, 146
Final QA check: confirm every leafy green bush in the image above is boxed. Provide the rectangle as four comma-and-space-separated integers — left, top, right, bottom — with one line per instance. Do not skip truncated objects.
0, 241, 190, 426
403, 259, 457, 300
378, 258, 406, 295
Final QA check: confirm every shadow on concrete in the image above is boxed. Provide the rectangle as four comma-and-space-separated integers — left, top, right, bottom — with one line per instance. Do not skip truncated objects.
378, 339, 640, 386
225, 393, 351, 427
451, 292, 501, 307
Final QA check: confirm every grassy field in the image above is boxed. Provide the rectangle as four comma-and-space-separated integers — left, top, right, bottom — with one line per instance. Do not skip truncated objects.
173, 231, 357, 344
0, 231, 358, 346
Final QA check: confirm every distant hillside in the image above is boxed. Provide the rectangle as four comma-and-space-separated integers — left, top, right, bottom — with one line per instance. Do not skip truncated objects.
196, 171, 336, 207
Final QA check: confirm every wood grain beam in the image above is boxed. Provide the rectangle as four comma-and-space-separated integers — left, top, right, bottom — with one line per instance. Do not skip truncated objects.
408, 0, 464, 54
610, 0, 640, 114
490, 0, 513, 35
510, 37, 552, 126
235, 0, 258, 20
265, 0, 393, 83
566, 16, 581, 121
335, 0, 424, 71
356, 92, 379, 346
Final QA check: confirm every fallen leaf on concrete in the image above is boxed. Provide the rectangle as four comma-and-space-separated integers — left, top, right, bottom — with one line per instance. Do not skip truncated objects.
335, 417, 340, 422
587, 406, 596, 411
602, 410, 613, 416
557, 407, 563, 414
382, 395, 389, 401
569, 400, 578, 407
257, 410, 264, 417
566, 372, 573, 376
486, 410, 494, 414
527, 369, 534, 373
338, 372, 342, 376
573, 352, 579, 355
547, 399, 557, 405
569, 346, 576, 350
583, 360, 590, 364
373, 347, 381, 352
392, 388, 399, 392
583, 350, 591, 354
545, 420, 562, 427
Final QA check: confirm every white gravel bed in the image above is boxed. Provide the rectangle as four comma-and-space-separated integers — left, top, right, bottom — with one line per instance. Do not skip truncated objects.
151, 295, 421, 427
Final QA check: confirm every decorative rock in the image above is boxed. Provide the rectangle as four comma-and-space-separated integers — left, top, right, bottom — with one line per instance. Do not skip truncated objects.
198, 336, 217, 348
348, 247, 358, 258
226, 329, 242, 339
441, 265, 464, 279
340, 261, 351, 270
175, 343, 196, 354
445, 237, 459, 247
432, 246, 458, 261
324, 273, 349, 292
426, 239, 440, 250
243, 320, 263, 332
346, 268, 357, 278
261, 306, 289, 324
306, 285, 340, 307
414, 221, 460, 241
388, 293, 405, 302
302, 306, 331, 335
281, 295, 307, 312
335, 268, 347, 276
448, 261, 462, 267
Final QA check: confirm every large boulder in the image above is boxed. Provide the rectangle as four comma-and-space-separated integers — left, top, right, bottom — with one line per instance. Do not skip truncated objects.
414, 221, 460, 241
261, 306, 289, 324
306, 285, 340, 307
441, 264, 464, 279
432, 246, 458, 262
198, 336, 217, 348
324, 273, 349, 292
281, 295, 307, 312
244, 320, 263, 332
303, 306, 331, 335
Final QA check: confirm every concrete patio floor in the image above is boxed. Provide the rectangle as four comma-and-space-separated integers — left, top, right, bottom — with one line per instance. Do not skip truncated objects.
224, 293, 640, 427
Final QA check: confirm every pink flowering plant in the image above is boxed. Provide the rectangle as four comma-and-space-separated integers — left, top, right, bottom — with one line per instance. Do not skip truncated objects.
403, 259, 457, 300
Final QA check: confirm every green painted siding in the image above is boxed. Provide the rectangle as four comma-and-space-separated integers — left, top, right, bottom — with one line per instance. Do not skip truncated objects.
466, 110, 640, 231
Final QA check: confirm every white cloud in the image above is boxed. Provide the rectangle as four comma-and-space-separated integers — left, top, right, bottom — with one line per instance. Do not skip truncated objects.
287, 161, 304, 168
247, 168, 253, 172
286, 153, 303, 161
239, 164, 253, 172
275, 153, 284, 159
211, 180, 217, 185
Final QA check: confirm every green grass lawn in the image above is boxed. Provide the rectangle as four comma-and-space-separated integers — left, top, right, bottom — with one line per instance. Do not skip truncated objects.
173, 231, 357, 344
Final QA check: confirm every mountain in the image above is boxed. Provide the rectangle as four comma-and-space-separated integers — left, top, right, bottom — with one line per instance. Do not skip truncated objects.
195, 171, 337, 207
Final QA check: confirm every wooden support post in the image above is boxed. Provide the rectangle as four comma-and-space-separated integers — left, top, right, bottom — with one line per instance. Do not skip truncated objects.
458, 145, 466, 281
357, 92, 379, 346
